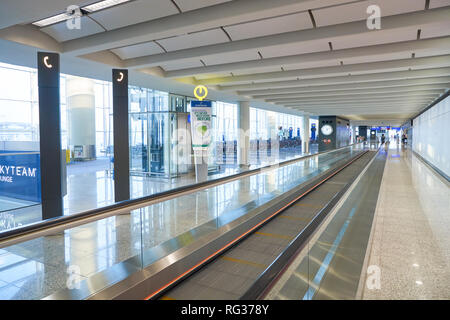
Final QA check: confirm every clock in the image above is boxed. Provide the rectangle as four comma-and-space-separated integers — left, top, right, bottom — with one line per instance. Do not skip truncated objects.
321, 124, 333, 136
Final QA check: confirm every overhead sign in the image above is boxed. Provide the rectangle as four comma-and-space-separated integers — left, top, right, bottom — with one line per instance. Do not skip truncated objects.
190, 100, 212, 151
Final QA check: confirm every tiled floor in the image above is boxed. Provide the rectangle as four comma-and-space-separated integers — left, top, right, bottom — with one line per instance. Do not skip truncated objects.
0, 145, 354, 300
361, 143, 450, 299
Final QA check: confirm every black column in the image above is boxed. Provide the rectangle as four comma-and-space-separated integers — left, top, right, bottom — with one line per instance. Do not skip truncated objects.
37, 52, 63, 220
358, 126, 368, 141
112, 69, 130, 202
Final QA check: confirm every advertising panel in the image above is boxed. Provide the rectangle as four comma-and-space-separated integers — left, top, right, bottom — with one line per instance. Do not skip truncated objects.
0, 152, 41, 203
190, 100, 212, 151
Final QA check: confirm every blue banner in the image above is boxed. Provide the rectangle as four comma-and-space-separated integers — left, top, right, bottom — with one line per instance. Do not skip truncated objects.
191, 100, 212, 108
0, 152, 41, 202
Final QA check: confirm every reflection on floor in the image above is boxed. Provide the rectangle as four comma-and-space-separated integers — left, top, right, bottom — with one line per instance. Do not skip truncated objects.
0, 146, 317, 231
361, 143, 450, 299
0, 145, 355, 300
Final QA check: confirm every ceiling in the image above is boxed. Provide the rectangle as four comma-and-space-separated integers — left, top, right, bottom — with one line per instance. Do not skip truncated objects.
1, 0, 450, 123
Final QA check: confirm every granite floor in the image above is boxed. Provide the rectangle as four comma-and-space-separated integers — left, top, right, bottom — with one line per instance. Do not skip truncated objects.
361, 143, 450, 299
0, 144, 353, 300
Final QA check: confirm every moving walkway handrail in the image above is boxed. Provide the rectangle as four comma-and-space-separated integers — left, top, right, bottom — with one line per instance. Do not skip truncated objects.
0, 143, 363, 248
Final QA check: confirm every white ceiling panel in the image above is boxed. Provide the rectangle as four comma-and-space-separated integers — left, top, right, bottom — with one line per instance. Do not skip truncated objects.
341, 52, 411, 65
420, 22, 450, 39
429, 0, 450, 9
111, 41, 164, 60
331, 27, 417, 50
284, 60, 340, 70
348, 66, 411, 76
313, 0, 426, 27
223, 12, 313, 41
161, 59, 203, 71
88, 0, 179, 31
175, 0, 233, 12
157, 28, 229, 52
201, 49, 259, 65
260, 40, 330, 59
232, 66, 284, 76
195, 73, 231, 80
41, 16, 104, 42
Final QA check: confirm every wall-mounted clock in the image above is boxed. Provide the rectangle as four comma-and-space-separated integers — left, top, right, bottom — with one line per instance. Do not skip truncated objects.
321, 124, 333, 136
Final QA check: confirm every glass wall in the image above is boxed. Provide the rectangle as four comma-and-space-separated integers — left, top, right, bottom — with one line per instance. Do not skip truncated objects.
249, 107, 304, 163
413, 95, 450, 177
0, 60, 313, 232
0, 63, 41, 215
94, 80, 113, 158
0, 62, 39, 143
214, 101, 238, 165
129, 86, 170, 178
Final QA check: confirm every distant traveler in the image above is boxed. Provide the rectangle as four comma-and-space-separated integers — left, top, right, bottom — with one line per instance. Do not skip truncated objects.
381, 134, 386, 144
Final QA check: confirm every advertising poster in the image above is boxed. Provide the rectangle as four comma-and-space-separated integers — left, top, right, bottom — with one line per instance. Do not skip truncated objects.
190, 100, 212, 151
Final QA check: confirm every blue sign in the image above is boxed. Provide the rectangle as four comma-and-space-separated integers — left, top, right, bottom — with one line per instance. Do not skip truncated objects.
0, 152, 41, 202
191, 100, 212, 108
311, 123, 317, 140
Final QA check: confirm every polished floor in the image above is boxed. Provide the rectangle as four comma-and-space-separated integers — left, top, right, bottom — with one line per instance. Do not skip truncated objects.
0, 144, 351, 300
361, 143, 450, 299
0, 146, 316, 231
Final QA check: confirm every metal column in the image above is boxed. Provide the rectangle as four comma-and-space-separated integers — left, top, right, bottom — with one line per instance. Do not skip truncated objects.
37, 52, 63, 220
303, 115, 310, 154
112, 69, 130, 202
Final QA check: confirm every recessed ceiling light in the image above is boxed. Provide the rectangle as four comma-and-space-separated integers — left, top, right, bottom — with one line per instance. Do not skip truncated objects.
82, 0, 131, 13
32, 13, 74, 27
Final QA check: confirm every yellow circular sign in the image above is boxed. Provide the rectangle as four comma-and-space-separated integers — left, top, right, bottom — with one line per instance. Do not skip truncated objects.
194, 85, 208, 101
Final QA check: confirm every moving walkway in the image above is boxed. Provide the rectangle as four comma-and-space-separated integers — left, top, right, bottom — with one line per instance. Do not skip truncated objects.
0, 144, 374, 300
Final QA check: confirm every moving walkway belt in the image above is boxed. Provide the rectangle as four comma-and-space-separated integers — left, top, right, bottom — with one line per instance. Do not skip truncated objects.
149, 150, 376, 300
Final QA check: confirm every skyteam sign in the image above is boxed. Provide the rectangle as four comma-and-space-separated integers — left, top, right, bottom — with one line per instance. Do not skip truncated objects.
0, 152, 41, 202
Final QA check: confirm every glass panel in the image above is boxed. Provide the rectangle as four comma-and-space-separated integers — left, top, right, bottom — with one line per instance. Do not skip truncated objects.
130, 113, 149, 173
169, 112, 178, 176
148, 112, 169, 177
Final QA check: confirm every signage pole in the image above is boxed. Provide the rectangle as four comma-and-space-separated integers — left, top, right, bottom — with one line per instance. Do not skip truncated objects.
37, 52, 63, 220
191, 86, 211, 183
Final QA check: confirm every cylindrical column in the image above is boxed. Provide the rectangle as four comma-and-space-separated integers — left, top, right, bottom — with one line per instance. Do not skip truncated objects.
238, 101, 250, 168
66, 76, 96, 160
303, 115, 310, 154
